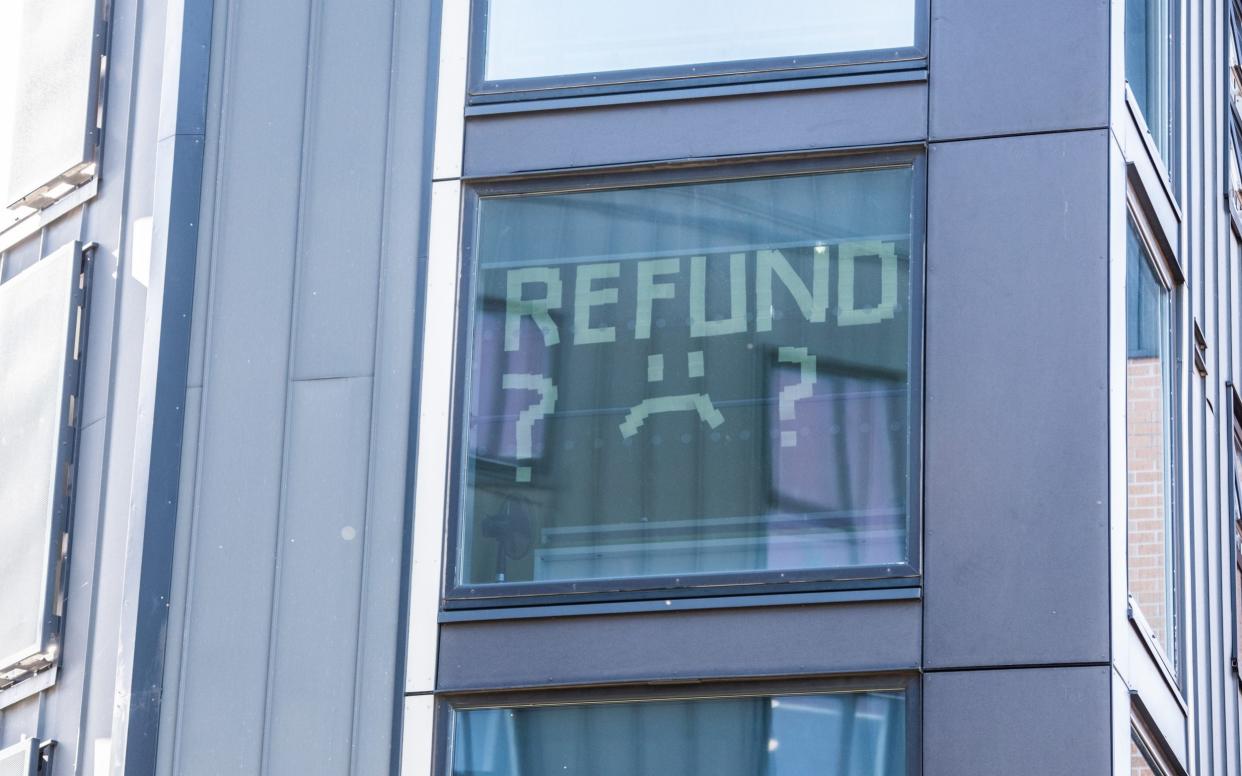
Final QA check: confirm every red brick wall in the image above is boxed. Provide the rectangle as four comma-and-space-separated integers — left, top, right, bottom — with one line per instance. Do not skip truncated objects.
1127, 356, 1169, 651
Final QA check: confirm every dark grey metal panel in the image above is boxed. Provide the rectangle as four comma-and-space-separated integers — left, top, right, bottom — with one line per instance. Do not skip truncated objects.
462, 80, 928, 177
5, 0, 106, 206
923, 131, 1110, 669
0, 739, 37, 776
437, 600, 921, 692
929, 0, 1109, 140
0, 243, 81, 680
923, 667, 1111, 775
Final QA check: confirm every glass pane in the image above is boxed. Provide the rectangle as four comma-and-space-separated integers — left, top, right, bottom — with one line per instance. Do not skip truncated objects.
1235, 443, 1242, 665
1130, 737, 1161, 776
1235, 536, 1242, 672
1125, 0, 1172, 164
483, 0, 919, 83
452, 691, 906, 776
459, 166, 915, 588
1125, 221, 1176, 671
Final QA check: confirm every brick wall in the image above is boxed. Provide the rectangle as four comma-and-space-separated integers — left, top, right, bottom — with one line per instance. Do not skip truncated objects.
1127, 356, 1169, 651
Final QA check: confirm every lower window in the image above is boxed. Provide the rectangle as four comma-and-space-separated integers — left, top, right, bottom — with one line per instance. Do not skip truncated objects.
451, 154, 922, 602
1124, 215, 1180, 679
448, 686, 909, 776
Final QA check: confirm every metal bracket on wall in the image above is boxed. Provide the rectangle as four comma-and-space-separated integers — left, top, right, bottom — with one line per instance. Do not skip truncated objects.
1192, 319, 1208, 379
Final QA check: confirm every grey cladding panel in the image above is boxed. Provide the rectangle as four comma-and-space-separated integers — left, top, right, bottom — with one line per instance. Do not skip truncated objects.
6, 0, 105, 206
923, 667, 1111, 775
438, 600, 921, 691
264, 377, 373, 775
923, 132, 1109, 668
464, 81, 928, 176
0, 243, 81, 675
0, 739, 37, 776
930, 0, 1109, 139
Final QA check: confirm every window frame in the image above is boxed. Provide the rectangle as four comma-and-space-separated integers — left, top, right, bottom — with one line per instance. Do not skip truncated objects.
442, 149, 927, 609
1130, 695, 1187, 776
1124, 0, 1180, 189
1123, 201, 1185, 690
465, 0, 930, 104
1226, 1, 1242, 234
436, 674, 922, 776
1227, 386, 1242, 688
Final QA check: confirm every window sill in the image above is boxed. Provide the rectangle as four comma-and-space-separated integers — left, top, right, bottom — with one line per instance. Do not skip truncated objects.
1128, 595, 1187, 715
0, 178, 98, 253
440, 586, 921, 623
465, 67, 926, 118
0, 664, 57, 711
1127, 162, 1184, 284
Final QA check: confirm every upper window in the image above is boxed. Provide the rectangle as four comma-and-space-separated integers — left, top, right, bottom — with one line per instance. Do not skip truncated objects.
1125, 217, 1180, 680
1227, 1, 1242, 228
1125, 0, 1175, 173
471, 0, 926, 100
0, 0, 106, 215
450, 156, 921, 603
449, 687, 910, 776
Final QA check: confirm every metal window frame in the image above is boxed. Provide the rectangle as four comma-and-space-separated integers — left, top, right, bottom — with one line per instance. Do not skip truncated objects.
465, 0, 930, 105
434, 673, 922, 776
1130, 692, 1188, 776
1227, 384, 1242, 687
1226, 3, 1242, 236
440, 147, 927, 610
1123, 198, 1187, 692
0, 242, 93, 700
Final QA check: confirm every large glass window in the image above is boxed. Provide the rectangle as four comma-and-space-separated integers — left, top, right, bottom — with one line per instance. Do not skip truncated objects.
1125, 219, 1178, 676
1125, 0, 1174, 169
474, 0, 923, 95
453, 160, 919, 599
451, 689, 908, 776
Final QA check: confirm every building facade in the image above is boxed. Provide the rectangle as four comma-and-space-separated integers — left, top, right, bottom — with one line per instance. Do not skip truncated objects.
2, 0, 1242, 774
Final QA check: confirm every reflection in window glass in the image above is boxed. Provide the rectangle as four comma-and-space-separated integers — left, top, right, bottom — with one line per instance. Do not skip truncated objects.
1125, 0, 1173, 165
459, 166, 915, 588
1125, 220, 1177, 672
452, 691, 907, 776
482, 0, 919, 83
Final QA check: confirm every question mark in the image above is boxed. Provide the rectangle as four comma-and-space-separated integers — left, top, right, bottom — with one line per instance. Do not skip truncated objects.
502, 373, 558, 482
777, 347, 817, 447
